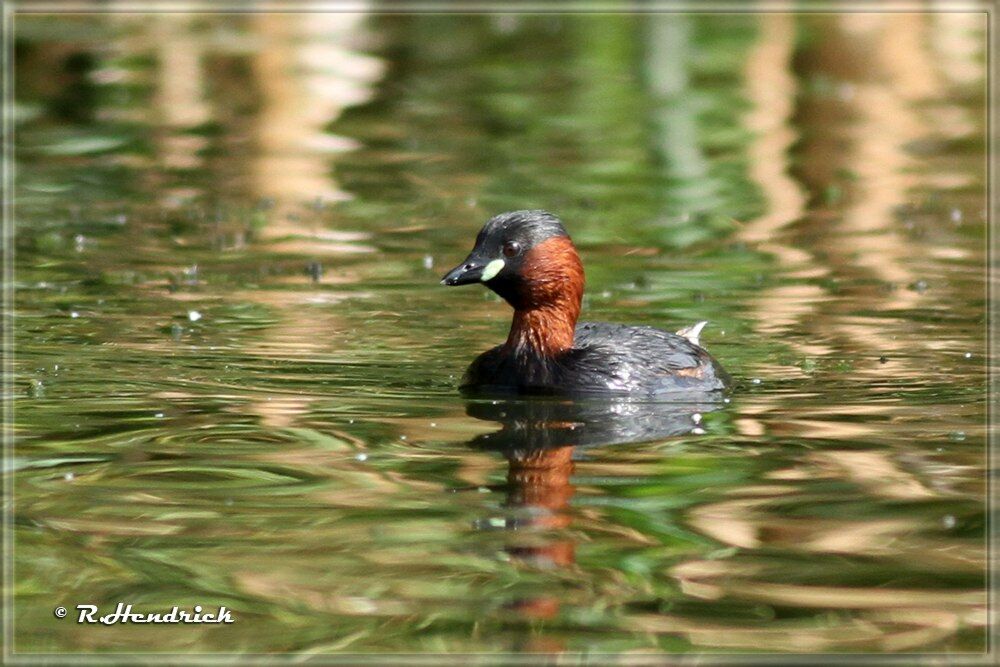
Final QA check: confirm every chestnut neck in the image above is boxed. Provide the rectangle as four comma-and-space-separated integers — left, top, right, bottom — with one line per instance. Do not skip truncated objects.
505, 303, 580, 357
502, 237, 584, 358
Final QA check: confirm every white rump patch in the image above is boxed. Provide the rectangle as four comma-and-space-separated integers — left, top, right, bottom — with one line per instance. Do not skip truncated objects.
676, 320, 708, 347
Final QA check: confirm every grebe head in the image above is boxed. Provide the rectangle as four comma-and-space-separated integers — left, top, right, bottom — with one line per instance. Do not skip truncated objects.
442, 210, 584, 312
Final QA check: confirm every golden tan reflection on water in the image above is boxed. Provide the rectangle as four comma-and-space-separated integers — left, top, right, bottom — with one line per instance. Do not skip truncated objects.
147, 12, 386, 426
667, 13, 986, 652
741, 12, 985, 363
153, 15, 210, 172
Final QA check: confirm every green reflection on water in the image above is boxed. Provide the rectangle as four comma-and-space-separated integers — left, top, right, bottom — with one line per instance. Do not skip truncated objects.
10, 10, 987, 655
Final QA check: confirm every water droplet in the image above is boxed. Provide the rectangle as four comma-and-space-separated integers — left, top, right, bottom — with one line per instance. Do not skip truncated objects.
355, 453, 368, 462
692, 413, 702, 423
429, 422, 437, 427
477, 487, 490, 493
751, 378, 762, 385
348, 419, 355, 424
187, 310, 202, 322
154, 412, 164, 418
63, 472, 74, 481
949, 431, 966, 441
399, 435, 407, 441
964, 352, 972, 359
942, 515, 956, 529
69, 311, 79, 318
950, 208, 963, 224
422, 255, 434, 269
692, 427, 706, 435
723, 398, 731, 404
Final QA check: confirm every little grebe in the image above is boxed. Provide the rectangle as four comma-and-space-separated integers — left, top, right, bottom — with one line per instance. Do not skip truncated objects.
442, 210, 730, 396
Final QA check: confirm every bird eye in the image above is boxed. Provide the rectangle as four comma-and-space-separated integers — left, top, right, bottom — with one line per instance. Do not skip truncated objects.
502, 241, 521, 258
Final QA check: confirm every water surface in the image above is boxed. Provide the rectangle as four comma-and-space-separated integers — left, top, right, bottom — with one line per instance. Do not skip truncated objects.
10, 11, 988, 656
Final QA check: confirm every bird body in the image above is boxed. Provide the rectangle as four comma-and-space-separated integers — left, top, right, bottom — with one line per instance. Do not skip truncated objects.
442, 211, 729, 397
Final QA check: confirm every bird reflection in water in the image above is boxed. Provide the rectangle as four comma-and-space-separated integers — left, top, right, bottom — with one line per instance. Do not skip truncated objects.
465, 395, 723, 620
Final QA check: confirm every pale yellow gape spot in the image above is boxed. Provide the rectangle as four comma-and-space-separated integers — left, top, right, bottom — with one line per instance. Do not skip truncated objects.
481, 259, 505, 281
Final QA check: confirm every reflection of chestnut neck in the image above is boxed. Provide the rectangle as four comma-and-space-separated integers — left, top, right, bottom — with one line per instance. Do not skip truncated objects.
506, 446, 575, 519
503, 445, 576, 622
505, 446, 576, 569
504, 237, 584, 357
